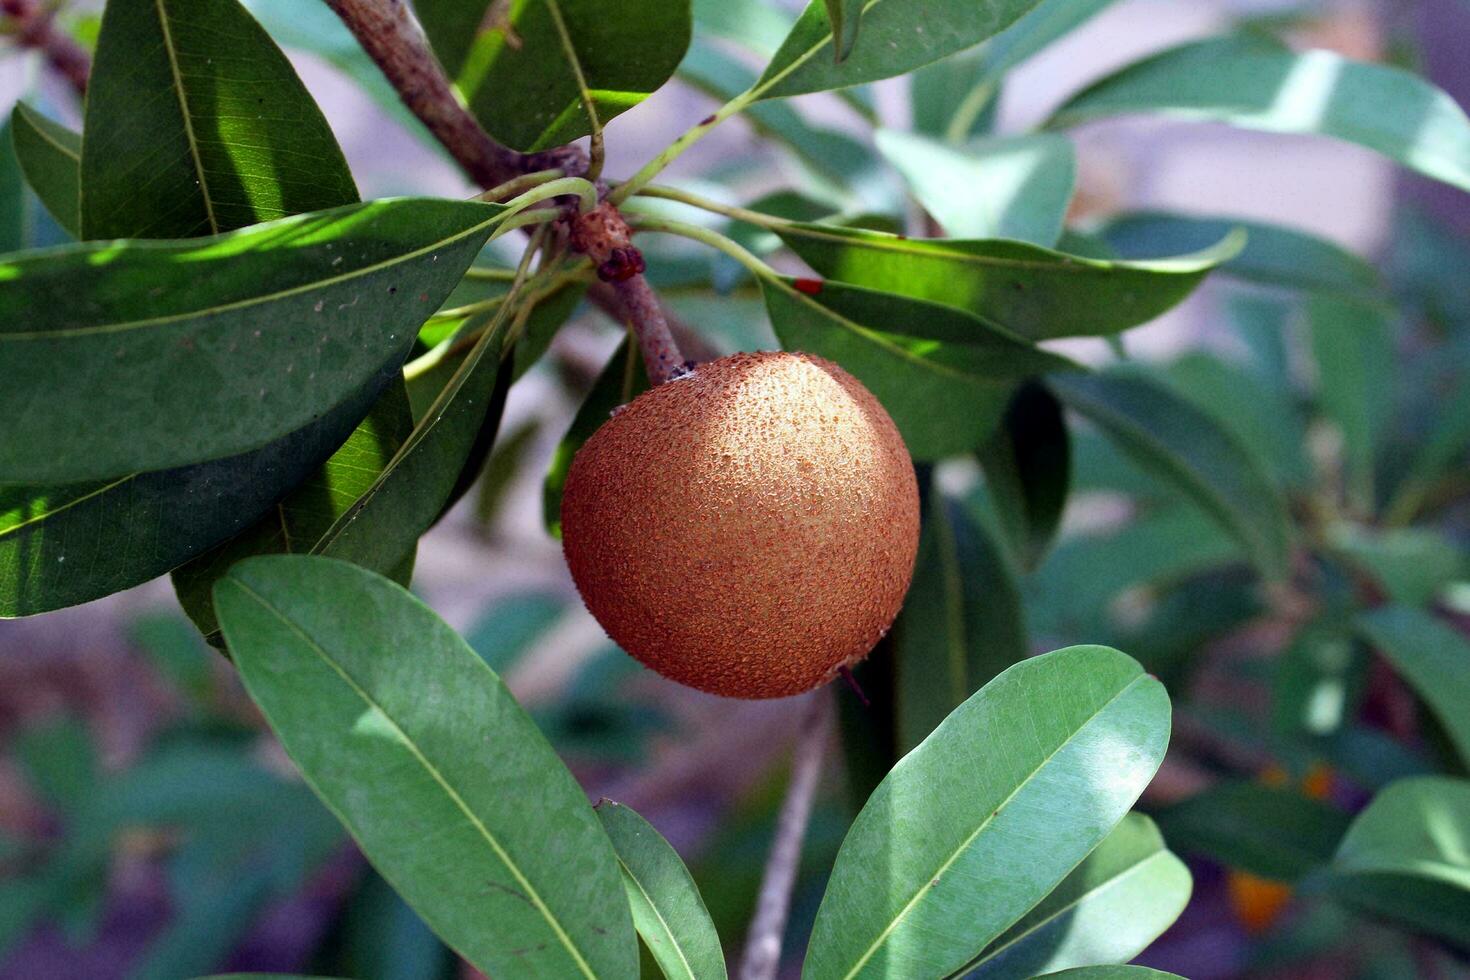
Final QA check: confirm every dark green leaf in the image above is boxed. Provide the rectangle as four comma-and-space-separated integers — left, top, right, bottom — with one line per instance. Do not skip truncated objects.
823, 0, 862, 61
338, 870, 454, 980
213, 556, 638, 978
1324, 776, 1470, 946
1048, 35, 1470, 194
1157, 782, 1351, 882
1384, 374, 1470, 524
1330, 527, 1463, 607
417, 0, 691, 151
803, 645, 1170, 979
1356, 607, 1470, 768
1095, 211, 1379, 295
763, 276, 1075, 459
1272, 619, 1364, 741
15, 714, 97, 813
895, 490, 1026, 753
8, 102, 80, 237
756, 0, 1043, 101
960, 813, 1190, 979
976, 382, 1070, 571
596, 801, 727, 980
0, 198, 502, 482
81, 0, 357, 239
475, 418, 543, 530
1306, 295, 1394, 511
776, 222, 1243, 340
876, 130, 1075, 245
1050, 370, 1292, 579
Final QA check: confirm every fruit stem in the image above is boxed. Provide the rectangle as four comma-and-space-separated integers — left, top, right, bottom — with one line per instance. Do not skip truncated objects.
739, 690, 832, 980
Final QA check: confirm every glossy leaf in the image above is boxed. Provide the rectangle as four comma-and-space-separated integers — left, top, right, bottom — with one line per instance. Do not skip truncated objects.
976, 382, 1070, 571
959, 814, 1191, 979
417, 0, 691, 151
81, 0, 357, 239
1325, 776, 1470, 946
775, 222, 1243, 340
803, 645, 1171, 979
596, 801, 727, 980
894, 490, 1027, 753
1356, 607, 1470, 768
171, 380, 417, 639
1048, 35, 1470, 194
1156, 782, 1351, 882
1050, 370, 1292, 579
0, 198, 503, 483
1306, 295, 1394, 510
8, 102, 80, 237
876, 130, 1074, 245
213, 556, 638, 978
755, 0, 1042, 101
1095, 211, 1378, 295
763, 277, 1074, 459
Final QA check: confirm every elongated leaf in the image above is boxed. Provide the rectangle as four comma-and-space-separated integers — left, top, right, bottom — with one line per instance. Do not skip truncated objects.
1330, 526, 1463, 607
213, 556, 639, 978
1050, 370, 1292, 579
763, 277, 1073, 459
171, 379, 416, 639
1324, 776, 1470, 945
1095, 211, 1378, 295
596, 801, 727, 980
824, 0, 862, 61
1036, 969, 1184, 980
0, 198, 503, 483
1356, 607, 1470, 768
959, 814, 1190, 979
417, 0, 690, 151
1156, 782, 1351, 883
976, 382, 1070, 572
1049, 35, 1470, 194
81, 0, 357, 239
755, 0, 1042, 101
876, 130, 1075, 245
895, 489, 1027, 753
0, 118, 22, 253
803, 645, 1170, 979
775, 223, 1243, 341
0, 366, 396, 618
8, 102, 80, 237
1307, 295, 1394, 510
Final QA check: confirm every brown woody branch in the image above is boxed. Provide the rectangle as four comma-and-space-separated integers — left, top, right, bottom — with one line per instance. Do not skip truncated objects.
1, 0, 90, 97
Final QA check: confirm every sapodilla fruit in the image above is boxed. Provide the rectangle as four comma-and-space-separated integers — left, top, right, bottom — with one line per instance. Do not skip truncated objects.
560, 351, 921, 699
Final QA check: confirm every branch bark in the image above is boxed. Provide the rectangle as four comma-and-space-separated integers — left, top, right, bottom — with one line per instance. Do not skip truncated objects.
1, 0, 90, 97
739, 690, 832, 980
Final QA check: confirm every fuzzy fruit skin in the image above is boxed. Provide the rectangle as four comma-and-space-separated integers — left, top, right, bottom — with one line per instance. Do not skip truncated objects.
561, 351, 921, 699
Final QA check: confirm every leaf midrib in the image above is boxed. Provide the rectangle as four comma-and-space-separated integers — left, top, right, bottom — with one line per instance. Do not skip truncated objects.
224, 576, 598, 978
617, 857, 698, 980
0, 476, 135, 540
16, 104, 80, 163
154, 0, 220, 235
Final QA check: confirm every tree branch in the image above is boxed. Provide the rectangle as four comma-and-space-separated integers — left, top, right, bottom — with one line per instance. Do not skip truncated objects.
1, 0, 90, 97
739, 690, 832, 980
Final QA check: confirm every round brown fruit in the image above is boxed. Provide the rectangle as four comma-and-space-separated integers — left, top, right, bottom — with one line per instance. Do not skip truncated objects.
560, 351, 921, 699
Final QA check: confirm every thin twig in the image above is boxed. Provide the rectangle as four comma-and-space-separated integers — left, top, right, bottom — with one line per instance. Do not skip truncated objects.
739, 690, 832, 980
1, 0, 89, 96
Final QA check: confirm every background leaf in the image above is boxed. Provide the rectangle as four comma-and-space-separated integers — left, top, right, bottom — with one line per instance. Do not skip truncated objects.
81, 0, 357, 239
1306, 295, 1395, 510
1355, 607, 1470, 768
803, 645, 1170, 979
8, 102, 80, 237
823, 0, 862, 61
214, 556, 638, 979
1155, 782, 1352, 882
976, 382, 1071, 572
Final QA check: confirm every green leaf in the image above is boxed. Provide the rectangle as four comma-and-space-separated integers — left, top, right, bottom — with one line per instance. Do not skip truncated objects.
894, 489, 1027, 753
976, 382, 1070, 572
0, 117, 22, 253
1324, 776, 1470, 946
762, 277, 1073, 459
1355, 607, 1470, 769
803, 645, 1171, 979
1034, 969, 1184, 980
15, 714, 97, 814
1330, 527, 1463, 607
756, 0, 1043, 101
875, 130, 1075, 246
959, 813, 1191, 979
213, 555, 638, 978
775, 222, 1243, 341
1050, 370, 1292, 579
595, 800, 728, 980
1306, 295, 1395, 511
171, 379, 417, 640
475, 418, 543, 530
1156, 782, 1351, 883
0, 197, 503, 483
1048, 34, 1470, 194
1095, 211, 1379, 295
544, 338, 650, 537
0, 371, 391, 618
823, 0, 863, 61
417, 0, 691, 152
81, 0, 357, 239
1384, 373, 1470, 524
8, 102, 81, 238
